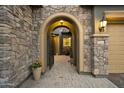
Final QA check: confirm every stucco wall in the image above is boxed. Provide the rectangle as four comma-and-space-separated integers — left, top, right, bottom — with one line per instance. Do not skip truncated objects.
93, 6, 124, 34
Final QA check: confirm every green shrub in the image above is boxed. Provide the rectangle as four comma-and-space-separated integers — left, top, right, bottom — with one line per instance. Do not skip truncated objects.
31, 61, 41, 69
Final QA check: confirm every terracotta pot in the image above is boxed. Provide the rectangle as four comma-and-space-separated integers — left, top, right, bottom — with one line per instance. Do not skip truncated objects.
32, 67, 42, 81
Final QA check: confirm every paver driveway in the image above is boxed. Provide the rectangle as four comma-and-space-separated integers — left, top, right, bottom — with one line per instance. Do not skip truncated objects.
20, 55, 117, 88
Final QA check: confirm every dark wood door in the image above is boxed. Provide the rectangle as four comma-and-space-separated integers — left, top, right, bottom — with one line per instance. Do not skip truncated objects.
47, 32, 54, 69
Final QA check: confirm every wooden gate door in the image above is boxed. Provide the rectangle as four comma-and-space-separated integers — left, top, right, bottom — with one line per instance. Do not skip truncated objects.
47, 32, 54, 69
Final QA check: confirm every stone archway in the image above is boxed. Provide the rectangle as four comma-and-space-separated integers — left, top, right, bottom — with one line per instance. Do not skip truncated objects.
39, 12, 84, 73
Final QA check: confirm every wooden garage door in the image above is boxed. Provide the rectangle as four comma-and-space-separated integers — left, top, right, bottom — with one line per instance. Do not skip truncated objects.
108, 24, 124, 73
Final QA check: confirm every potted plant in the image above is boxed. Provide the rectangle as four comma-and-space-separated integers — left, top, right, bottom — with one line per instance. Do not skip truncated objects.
31, 60, 42, 81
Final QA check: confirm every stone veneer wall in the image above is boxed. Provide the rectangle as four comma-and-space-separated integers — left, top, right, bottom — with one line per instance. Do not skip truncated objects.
39, 5, 93, 72
0, 6, 33, 87
32, 6, 43, 61
0, 5, 93, 87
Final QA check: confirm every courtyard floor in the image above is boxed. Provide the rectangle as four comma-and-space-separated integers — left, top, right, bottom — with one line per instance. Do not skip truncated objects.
19, 55, 117, 88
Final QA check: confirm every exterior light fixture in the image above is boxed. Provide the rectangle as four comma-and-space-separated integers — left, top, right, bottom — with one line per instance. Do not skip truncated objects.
60, 20, 64, 25
99, 16, 107, 32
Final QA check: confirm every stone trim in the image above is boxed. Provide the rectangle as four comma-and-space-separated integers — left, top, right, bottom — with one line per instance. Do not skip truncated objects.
91, 34, 109, 38
105, 11, 124, 18
105, 11, 124, 22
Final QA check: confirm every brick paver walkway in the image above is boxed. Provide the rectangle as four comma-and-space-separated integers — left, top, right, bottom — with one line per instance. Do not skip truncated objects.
20, 55, 117, 88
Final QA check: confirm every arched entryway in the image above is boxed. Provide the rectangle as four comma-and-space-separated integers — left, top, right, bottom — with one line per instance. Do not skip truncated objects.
39, 13, 84, 73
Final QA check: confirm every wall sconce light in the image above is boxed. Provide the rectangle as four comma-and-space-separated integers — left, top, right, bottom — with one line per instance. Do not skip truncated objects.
99, 16, 107, 32
60, 20, 64, 25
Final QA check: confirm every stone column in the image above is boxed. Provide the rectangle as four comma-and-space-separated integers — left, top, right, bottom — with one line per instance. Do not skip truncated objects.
91, 34, 109, 77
